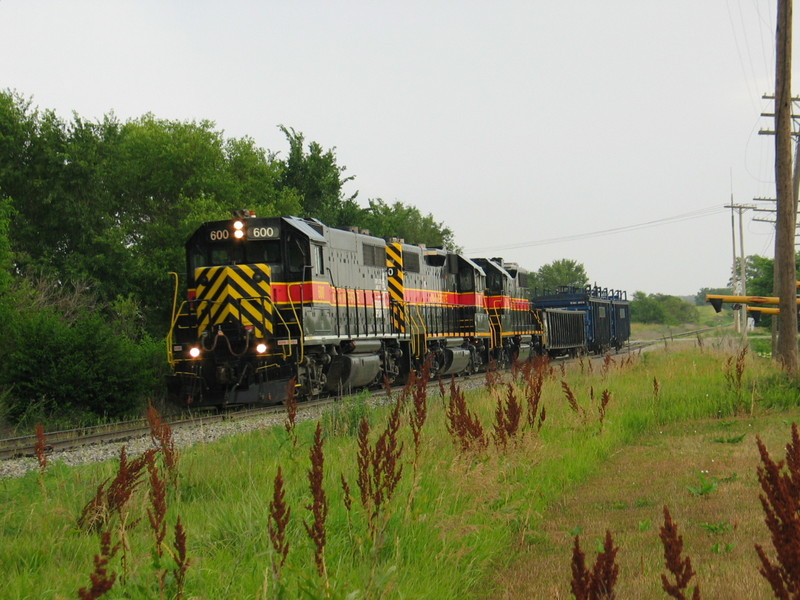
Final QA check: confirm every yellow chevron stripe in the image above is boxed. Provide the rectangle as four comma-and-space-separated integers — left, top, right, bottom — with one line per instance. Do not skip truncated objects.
386, 243, 405, 332
194, 265, 273, 336
386, 244, 402, 265
200, 267, 227, 301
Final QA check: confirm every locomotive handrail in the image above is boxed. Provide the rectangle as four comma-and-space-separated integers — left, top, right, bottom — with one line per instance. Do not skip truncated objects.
166, 299, 194, 369
408, 305, 420, 357
389, 296, 406, 334
406, 303, 418, 355
490, 309, 504, 350
248, 295, 272, 342
284, 282, 305, 363
269, 306, 299, 361
408, 304, 428, 359
167, 272, 181, 368
371, 289, 379, 336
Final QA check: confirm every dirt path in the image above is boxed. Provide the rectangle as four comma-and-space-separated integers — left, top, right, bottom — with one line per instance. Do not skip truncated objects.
481, 409, 800, 599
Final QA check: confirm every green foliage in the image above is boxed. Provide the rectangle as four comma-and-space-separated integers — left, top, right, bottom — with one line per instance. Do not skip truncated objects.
700, 521, 732, 534
0, 194, 13, 294
279, 124, 355, 226
1, 306, 161, 424
687, 472, 718, 497
321, 392, 371, 437
0, 93, 334, 334
713, 432, 746, 444
530, 258, 589, 293
355, 198, 456, 249
742, 254, 780, 297
630, 291, 699, 325
694, 286, 732, 306
710, 542, 736, 554
0, 278, 162, 425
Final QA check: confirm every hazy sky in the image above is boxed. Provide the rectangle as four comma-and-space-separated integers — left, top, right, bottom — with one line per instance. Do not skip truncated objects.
0, 1, 792, 296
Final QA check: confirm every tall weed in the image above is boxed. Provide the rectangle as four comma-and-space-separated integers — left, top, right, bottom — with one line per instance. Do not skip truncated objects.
321, 391, 370, 437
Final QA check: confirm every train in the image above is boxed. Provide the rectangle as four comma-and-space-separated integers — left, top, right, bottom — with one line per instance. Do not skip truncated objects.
166, 213, 630, 407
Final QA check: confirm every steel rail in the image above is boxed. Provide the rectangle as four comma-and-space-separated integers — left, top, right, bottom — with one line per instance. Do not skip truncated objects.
0, 400, 327, 461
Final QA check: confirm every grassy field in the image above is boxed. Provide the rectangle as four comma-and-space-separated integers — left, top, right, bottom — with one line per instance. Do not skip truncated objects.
484, 400, 800, 598
629, 304, 735, 341
2, 335, 799, 599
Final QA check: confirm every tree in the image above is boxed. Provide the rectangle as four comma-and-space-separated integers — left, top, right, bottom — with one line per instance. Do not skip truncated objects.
630, 291, 666, 324
356, 198, 456, 249
0, 93, 305, 333
103, 116, 302, 329
530, 259, 588, 293
0, 195, 12, 293
630, 292, 699, 325
695, 287, 732, 307
742, 253, 800, 297
0, 194, 13, 335
278, 125, 355, 225
0, 90, 458, 338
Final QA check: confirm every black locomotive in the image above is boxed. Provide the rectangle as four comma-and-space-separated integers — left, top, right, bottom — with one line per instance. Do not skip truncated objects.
166, 213, 629, 407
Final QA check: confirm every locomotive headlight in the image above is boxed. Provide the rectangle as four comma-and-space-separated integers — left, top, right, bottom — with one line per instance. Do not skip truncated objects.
189, 347, 201, 358
256, 342, 268, 354
233, 220, 245, 239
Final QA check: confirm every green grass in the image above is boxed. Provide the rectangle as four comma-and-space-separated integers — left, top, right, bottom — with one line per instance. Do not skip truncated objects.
1, 344, 796, 599
629, 305, 734, 341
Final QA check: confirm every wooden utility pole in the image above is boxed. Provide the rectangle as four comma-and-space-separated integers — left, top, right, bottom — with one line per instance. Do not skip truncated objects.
775, 0, 798, 377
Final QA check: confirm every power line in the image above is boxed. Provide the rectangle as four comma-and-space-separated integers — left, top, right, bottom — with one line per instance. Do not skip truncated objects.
464, 205, 728, 254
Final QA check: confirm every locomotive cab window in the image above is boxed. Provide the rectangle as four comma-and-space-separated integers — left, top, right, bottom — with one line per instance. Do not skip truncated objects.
190, 241, 281, 269
189, 244, 236, 269
458, 267, 475, 292
285, 233, 309, 277
486, 270, 504, 293
211, 248, 233, 266
245, 240, 281, 264
314, 244, 324, 275
189, 248, 210, 271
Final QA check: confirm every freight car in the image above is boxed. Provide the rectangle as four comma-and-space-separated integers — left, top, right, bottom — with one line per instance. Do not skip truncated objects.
537, 308, 587, 357
531, 286, 630, 354
166, 214, 628, 407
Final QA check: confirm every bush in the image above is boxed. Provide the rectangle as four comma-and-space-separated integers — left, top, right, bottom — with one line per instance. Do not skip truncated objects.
0, 306, 163, 425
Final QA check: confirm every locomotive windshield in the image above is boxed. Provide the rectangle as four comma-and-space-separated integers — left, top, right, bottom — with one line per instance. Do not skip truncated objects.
189, 240, 282, 270
458, 267, 475, 292
285, 231, 309, 278
486, 270, 505, 293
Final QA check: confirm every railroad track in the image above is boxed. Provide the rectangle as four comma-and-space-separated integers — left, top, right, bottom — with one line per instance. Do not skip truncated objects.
0, 402, 328, 461
0, 340, 664, 462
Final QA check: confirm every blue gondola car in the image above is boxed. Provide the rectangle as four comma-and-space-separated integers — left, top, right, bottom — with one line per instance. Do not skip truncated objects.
532, 285, 629, 354
609, 291, 631, 350
539, 308, 587, 357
